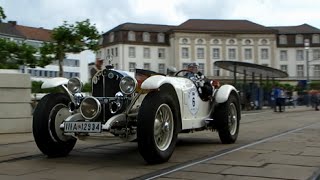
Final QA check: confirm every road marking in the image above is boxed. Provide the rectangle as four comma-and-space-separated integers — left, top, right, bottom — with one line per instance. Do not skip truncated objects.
134, 122, 320, 180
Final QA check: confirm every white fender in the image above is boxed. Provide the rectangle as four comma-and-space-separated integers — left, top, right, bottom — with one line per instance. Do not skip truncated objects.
141, 75, 167, 89
41, 77, 69, 89
215, 84, 238, 103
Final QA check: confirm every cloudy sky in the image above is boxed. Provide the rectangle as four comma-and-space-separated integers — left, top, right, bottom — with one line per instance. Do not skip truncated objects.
1, 0, 320, 33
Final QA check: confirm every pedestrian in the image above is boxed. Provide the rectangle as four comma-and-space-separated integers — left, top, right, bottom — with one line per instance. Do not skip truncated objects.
311, 90, 320, 111
90, 58, 104, 79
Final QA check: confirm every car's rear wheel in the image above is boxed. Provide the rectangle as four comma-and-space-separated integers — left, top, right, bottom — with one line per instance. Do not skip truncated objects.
214, 92, 240, 144
33, 93, 76, 157
137, 91, 178, 164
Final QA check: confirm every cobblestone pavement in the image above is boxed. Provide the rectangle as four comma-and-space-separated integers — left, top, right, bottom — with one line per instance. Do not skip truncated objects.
0, 106, 319, 180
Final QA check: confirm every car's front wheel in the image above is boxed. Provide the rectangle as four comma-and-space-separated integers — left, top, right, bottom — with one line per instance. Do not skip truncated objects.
33, 93, 76, 157
137, 91, 178, 164
214, 92, 240, 144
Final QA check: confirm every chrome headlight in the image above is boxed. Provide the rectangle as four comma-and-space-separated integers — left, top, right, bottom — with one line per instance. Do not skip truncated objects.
119, 76, 137, 95
67, 77, 82, 94
80, 96, 101, 120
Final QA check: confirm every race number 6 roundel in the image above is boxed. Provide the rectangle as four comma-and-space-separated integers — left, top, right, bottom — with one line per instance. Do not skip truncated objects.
187, 87, 199, 116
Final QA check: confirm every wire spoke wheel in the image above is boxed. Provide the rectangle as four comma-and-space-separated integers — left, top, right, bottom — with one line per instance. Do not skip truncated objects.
154, 104, 174, 151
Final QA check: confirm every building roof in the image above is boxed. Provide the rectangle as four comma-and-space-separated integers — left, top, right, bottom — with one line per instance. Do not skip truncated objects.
269, 24, 320, 34
0, 21, 53, 42
0, 22, 24, 38
106, 23, 175, 34
173, 19, 277, 33
15, 25, 52, 42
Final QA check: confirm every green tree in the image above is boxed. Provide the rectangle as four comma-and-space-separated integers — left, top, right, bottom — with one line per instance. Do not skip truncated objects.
0, 6, 6, 21
40, 19, 100, 77
0, 39, 38, 69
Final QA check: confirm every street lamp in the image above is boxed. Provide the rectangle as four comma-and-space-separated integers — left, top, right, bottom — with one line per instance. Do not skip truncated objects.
304, 39, 310, 106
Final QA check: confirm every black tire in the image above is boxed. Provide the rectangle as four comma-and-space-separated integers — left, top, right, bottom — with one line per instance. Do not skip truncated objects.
33, 93, 76, 157
137, 91, 178, 164
214, 92, 240, 144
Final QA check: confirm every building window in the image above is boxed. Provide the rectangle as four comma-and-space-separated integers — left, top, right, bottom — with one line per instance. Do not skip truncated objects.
197, 48, 204, 59
115, 47, 118, 57
229, 39, 236, 45
212, 48, 220, 59
129, 62, 136, 72
295, 34, 303, 44
244, 48, 252, 60
143, 48, 150, 58
280, 50, 287, 61
158, 63, 165, 74
197, 39, 204, 44
144, 63, 150, 70
261, 39, 268, 45
182, 63, 189, 70
213, 65, 220, 76
228, 48, 236, 60
279, 35, 287, 45
314, 65, 320, 77
280, 65, 288, 73
313, 49, 320, 60
128, 31, 136, 41
296, 50, 304, 61
182, 38, 188, 44
143, 32, 150, 42
109, 32, 114, 42
182, 47, 189, 59
44, 71, 48, 77
212, 39, 219, 44
157, 33, 165, 43
158, 48, 165, 59
128, 47, 135, 58
198, 63, 205, 74
297, 65, 304, 77
261, 48, 269, 59
312, 34, 320, 44
244, 39, 251, 45
111, 49, 114, 56
107, 49, 110, 56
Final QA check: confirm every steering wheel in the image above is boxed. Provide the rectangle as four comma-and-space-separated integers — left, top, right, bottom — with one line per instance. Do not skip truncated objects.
174, 69, 193, 77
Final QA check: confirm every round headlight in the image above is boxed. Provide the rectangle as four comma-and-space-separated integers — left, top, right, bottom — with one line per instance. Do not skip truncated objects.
67, 78, 82, 94
80, 97, 101, 120
119, 76, 137, 95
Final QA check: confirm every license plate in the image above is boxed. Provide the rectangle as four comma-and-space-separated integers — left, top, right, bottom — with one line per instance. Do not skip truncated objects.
64, 122, 102, 133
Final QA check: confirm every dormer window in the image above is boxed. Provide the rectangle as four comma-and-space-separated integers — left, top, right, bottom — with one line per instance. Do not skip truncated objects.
261, 39, 268, 45
197, 39, 204, 44
228, 39, 236, 45
312, 34, 320, 44
212, 39, 220, 44
182, 38, 188, 44
244, 39, 251, 45
143, 32, 150, 42
128, 31, 136, 41
109, 32, 114, 42
279, 35, 287, 44
157, 33, 165, 43
295, 34, 303, 44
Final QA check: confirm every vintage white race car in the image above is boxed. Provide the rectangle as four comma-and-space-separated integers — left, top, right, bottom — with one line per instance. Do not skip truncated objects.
33, 65, 241, 164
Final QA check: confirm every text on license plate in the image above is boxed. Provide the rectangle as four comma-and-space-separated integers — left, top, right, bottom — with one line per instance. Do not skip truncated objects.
64, 122, 102, 133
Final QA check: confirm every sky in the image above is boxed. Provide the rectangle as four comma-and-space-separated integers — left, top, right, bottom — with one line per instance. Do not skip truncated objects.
1, 0, 320, 34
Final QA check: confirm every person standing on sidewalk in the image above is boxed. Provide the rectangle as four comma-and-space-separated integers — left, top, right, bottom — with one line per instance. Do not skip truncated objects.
311, 90, 320, 111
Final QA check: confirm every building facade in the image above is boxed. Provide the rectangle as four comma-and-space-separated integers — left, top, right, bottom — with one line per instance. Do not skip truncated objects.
99, 20, 278, 79
0, 21, 93, 83
271, 24, 320, 80
99, 20, 320, 81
